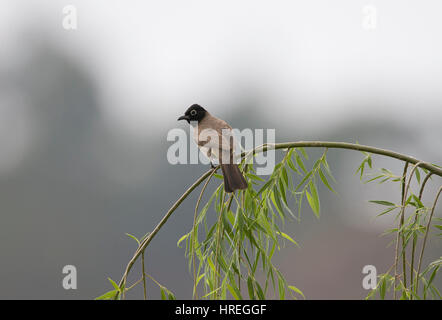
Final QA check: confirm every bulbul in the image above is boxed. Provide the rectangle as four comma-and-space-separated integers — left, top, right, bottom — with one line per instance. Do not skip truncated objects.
178, 104, 248, 193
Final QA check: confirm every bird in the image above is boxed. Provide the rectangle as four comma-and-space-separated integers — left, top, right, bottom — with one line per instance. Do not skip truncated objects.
178, 104, 248, 193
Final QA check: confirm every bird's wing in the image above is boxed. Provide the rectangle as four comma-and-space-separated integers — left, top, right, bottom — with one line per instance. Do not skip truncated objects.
195, 115, 240, 164
197, 127, 235, 152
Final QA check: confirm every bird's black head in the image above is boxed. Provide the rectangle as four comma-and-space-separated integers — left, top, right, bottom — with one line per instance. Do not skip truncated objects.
177, 104, 207, 123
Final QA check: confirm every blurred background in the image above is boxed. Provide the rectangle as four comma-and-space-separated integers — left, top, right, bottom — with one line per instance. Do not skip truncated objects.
0, 0, 441, 299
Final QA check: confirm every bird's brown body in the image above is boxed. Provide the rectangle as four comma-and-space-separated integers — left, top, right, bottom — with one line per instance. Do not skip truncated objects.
179, 105, 248, 193
194, 112, 247, 193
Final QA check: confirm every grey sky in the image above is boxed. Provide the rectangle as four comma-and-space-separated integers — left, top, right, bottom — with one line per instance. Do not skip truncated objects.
2, 0, 441, 137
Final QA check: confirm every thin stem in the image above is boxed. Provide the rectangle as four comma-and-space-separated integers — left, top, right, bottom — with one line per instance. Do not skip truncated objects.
214, 192, 226, 299
394, 162, 422, 299
143, 273, 172, 295
410, 172, 432, 298
238, 189, 246, 293
141, 251, 147, 300
401, 163, 409, 292
414, 186, 442, 296
192, 167, 218, 299
215, 193, 235, 299
214, 213, 223, 299
124, 277, 144, 292
115, 167, 219, 298
419, 174, 433, 200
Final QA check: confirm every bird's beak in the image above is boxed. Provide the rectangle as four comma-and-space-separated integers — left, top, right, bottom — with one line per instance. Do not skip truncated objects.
177, 115, 190, 121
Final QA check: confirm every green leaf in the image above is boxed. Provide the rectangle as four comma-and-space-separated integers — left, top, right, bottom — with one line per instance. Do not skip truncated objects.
379, 276, 386, 300
201, 287, 220, 299
256, 179, 274, 197
281, 166, 289, 189
95, 289, 119, 300
294, 171, 313, 192
415, 168, 421, 184
287, 157, 300, 174
270, 189, 285, 220
288, 285, 305, 299
276, 231, 299, 247
308, 181, 320, 218
377, 206, 397, 217
161, 288, 167, 300
227, 283, 243, 300
364, 175, 384, 184
195, 273, 205, 288
277, 276, 286, 300
294, 152, 307, 173
213, 173, 224, 180
369, 200, 396, 207
247, 173, 265, 182
356, 160, 366, 179
298, 147, 309, 160
257, 210, 277, 242
167, 290, 176, 300
306, 191, 319, 218
425, 266, 439, 294
108, 278, 120, 291
177, 233, 189, 248
379, 177, 390, 184
254, 280, 266, 300
125, 233, 140, 245
318, 168, 335, 193
412, 194, 424, 208
247, 277, 256, 300
321, 156, 336, 183
278, 179, 288, 207
367, 155, 372, 168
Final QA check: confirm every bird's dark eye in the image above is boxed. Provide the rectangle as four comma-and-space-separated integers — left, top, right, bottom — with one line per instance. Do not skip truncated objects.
190, 110, 197, 116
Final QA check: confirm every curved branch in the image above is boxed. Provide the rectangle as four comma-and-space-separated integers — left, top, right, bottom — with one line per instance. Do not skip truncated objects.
419, 173, 434, 200
115, 166, 220, 297
114, 141, 442, 299
251, 141, 442, 177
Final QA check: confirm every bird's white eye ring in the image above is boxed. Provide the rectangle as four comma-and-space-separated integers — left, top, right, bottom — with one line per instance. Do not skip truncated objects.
190, 110, 197, 116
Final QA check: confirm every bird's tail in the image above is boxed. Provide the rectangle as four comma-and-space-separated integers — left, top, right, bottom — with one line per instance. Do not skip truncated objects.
221, 164, 248, 193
